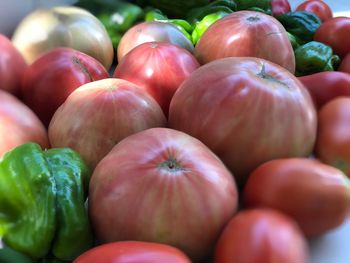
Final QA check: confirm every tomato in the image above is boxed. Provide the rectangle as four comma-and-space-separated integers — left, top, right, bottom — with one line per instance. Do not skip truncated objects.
338, 53, 350, 74
314, 16, 350, 58
214, 208, 309, 263
298, 71, 350, 110
169, 57, 317, 187
194, 10, 295, 73
117, 21, 194, 62
74, 241, 191, 263
0, 90, 49, 157
296, 0, 333, 22
243, 157, 350, 237
271, 0, 292, 16
11, 6, 114, 69
88, 127, 238, 262
315, 97, 350, 178
114, 42, 200, 116
48, 78, 167, 170
0, 34, 27, 96
21, 47, 109, 127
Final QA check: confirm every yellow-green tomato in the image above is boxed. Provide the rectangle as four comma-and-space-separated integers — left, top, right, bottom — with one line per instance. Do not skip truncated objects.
11, 6, 114, 70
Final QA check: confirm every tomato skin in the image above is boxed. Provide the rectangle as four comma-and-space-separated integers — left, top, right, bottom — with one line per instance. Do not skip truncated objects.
296, 0, 333, 22
21, 47, 109, 127
214, 209, 309, 263
73, 241, 192, 263
298, 71, 350, 110
338, 53, 350, 74
48, 79, 167, 170
114, 42, 199, 116
0, 34, 27, 96
314, 17, 350, 58
271, 0, 291, 16
315, 97, 350, 177
0, 90, 49, 157
169, 57, 316, 186
88, 127, 238, 262
243, 158, 350, 237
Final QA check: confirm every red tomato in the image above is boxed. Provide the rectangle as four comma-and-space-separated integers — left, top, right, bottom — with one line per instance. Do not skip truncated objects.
0, 90, 49, 157
214, 208, 309, 263
169, 57, 317, 186
114, 42, 199, 116
271, 0, 291, 16
74, 241, 191, 263
21, 47, 109, 127
338, 53, 350, 74
194, 10, 295, 73
243, 158, 350, 237
88, 127, 238, 262
48, 78, 167, 169
117, 22, 194, 62
296, 0, 333, 22
315, 97, 350, 177
0, 34, 27, 96
314, 16, 350, 57
298, 71, 350, 110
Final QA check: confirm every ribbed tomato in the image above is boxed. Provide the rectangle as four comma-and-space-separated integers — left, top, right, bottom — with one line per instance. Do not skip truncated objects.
114, 42, 199, 116
169, 57, 317, 186
88, 127, 238, 262
194, 10, 295, 73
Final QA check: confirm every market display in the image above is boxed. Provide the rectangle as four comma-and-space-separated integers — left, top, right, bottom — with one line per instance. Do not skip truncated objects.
0, 0, 350, 262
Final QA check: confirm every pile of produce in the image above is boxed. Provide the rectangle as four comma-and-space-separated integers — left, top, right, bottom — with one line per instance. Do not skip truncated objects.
0, 0, 350, 262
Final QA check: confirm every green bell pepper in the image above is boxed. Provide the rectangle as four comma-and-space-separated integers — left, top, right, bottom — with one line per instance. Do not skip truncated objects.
0, 143, 92, 261
45, 148, 92, 261
287, 32, 301, 50
235, 0, 272, 14
192, 11, 230, 45
144, 8, 194, 42
294, 41, 341, 76
186, 0, 236, 25
0, 143, 57, 259
0, 245, 35, 263
276, 11, 322, 45
139, 0, 211, 18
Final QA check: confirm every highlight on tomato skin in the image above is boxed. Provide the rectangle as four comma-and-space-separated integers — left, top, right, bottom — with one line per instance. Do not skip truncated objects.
73, 241, 192, 263
214, 208, 310, 263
